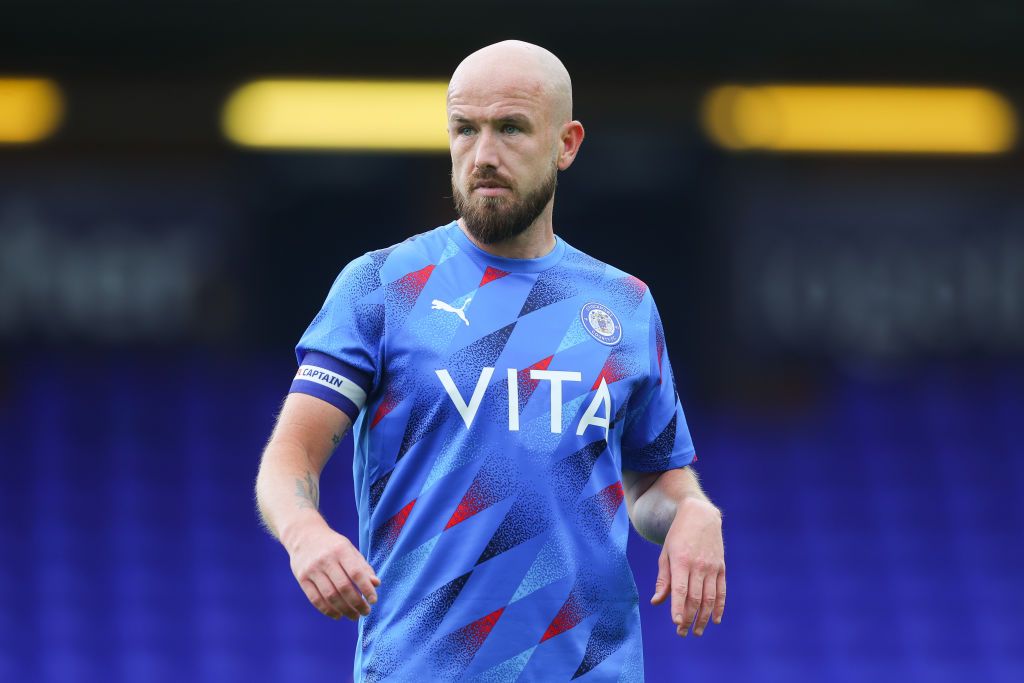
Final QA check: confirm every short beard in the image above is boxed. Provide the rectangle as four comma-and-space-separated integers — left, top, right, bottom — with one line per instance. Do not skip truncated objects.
452, 164, 558, 245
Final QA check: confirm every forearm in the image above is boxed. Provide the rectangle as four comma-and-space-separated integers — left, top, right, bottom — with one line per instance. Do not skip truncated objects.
255, 436, 330, 548
631, 466, 717, 545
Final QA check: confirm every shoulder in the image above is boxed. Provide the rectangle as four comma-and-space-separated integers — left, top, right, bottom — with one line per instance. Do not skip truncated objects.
560, 239, 653, 312
333, 222, 455, 291
560, 239, 648, 287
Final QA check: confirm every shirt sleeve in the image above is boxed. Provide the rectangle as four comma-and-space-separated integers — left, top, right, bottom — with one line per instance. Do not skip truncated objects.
290, 253, 384, 422
620, 292, 696, 472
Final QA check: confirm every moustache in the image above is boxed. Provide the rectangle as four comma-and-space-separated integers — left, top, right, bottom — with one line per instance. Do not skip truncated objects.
469, 171, 514, 191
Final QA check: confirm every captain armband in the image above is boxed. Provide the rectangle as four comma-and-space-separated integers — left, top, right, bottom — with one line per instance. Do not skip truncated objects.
290, 351, 372, 422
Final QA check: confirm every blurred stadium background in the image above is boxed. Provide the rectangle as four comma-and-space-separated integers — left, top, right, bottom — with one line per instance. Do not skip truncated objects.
1, 2, 1023, 681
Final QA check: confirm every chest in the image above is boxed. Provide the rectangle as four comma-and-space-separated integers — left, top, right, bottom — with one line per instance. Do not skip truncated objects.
381, 270, 645, 440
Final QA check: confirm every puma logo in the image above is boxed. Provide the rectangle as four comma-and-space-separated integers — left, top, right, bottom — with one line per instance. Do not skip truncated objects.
431, 297, 472, 326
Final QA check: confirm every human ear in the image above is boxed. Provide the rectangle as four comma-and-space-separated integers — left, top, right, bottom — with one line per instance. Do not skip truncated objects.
557, 120, 585, 171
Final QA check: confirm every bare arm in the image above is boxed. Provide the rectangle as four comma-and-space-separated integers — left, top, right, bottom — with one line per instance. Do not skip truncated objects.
255, 392, 379, 621
256, 393, 347, 540
622, 466, 714, 544
622, 465, 725, 637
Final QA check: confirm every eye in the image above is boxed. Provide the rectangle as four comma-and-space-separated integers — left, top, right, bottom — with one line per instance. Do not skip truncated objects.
501, 124, 521, 135
456, 125, 475, 136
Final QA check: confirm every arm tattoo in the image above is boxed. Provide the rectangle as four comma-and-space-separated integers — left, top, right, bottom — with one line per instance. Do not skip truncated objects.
295, 472, 320, 510
331, 433, 341, 448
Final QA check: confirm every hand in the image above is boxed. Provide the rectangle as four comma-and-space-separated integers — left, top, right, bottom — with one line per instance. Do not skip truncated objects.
650, 497, 725, 637
283, 518, 381, 621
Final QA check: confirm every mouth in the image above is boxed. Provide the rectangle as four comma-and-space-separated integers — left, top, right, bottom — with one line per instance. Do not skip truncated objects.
473, 186, 510, 197
472, 181, 511, 197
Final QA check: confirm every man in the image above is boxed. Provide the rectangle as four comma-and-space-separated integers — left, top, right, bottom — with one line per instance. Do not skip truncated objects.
255, 40, 725, 682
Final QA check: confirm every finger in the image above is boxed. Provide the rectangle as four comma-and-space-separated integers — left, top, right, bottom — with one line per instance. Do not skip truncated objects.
300, 578, 338, 619
651, 552, 670, 605
344, 556, 380, 606
311, 572, 348, 619
694, 573, 716, 636
326, 562, 370, 617
669, 559, 689, 634
713, 568, 726, 624
311, 571, 354, 620
680, 568, 704, 637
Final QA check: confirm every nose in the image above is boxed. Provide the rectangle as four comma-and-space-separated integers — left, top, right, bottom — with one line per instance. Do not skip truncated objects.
473, 127, 500, 172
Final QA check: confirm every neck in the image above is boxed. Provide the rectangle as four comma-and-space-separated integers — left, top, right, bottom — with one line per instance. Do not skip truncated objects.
457, 203, 557, 260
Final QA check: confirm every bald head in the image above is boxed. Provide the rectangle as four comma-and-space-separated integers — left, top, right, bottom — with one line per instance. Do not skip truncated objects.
448, 40, 573, 124
447, 41, 585, 250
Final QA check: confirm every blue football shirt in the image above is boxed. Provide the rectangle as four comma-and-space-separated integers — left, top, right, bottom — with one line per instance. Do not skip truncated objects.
290, 221, 695, 682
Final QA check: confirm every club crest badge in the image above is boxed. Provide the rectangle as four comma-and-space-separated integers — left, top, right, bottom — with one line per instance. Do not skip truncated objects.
581, 302, 621, 346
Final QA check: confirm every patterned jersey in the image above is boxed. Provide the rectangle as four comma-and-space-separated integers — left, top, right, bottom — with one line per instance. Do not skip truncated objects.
290, 221, 695, 682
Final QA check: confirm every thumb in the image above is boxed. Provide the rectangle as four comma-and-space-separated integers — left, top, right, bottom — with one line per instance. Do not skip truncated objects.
651, 551, 670, 604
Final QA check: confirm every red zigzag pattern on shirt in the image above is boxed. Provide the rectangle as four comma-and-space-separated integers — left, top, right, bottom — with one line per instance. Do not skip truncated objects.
479, 266, 510, 287
592, 352, 630, 390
